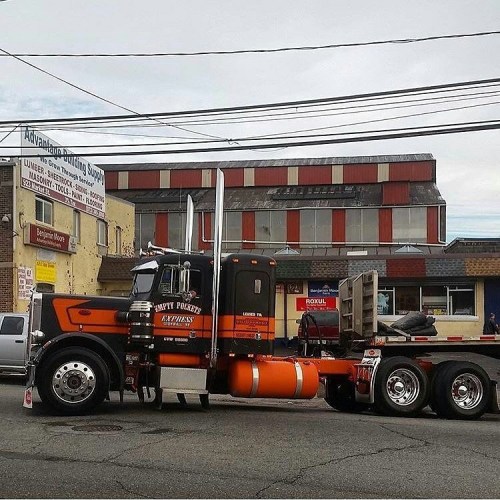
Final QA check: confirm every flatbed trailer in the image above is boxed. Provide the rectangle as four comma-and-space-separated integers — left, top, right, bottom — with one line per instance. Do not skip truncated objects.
302, 270, 500, 419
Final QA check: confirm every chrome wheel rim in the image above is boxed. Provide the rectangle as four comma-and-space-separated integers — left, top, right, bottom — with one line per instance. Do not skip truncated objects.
386, 368, 420, 406
451, 373, 483, 410
52, 361, 96, 404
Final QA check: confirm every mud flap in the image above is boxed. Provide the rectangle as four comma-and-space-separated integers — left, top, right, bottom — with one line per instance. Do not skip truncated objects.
23, 387, 33, 409
489, 381, 499, 414
23, 362, 36, 409
354, 349, 381, 404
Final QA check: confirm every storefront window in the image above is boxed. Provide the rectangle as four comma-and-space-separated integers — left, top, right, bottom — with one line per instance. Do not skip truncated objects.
380, 283, 476, 317
377, 288, 394, 315
449, 286, 475, 315
395, 286, 420, 315
422, 285, 447, 315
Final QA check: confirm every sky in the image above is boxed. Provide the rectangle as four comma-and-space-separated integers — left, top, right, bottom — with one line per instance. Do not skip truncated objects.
0, 0, 499, 243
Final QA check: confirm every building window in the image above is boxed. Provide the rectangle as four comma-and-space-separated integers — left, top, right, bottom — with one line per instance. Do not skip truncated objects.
115, 226, 122, 255
223, 211, 242, 249
135, 213, 156, 252
346, 209, 379, 243
392, 207, 427, 243
35, 197, 53, 225
72, 210, 80, 242
379, 283, 475, 316
377, 288, 394, 315
395, 286, 420, 315
168, 212, 199, 251
97, 219, 108, 246
255, 210, 286, 248
421, 285, 447, 315
449, 286, 475, 315
300, 209, 332, 247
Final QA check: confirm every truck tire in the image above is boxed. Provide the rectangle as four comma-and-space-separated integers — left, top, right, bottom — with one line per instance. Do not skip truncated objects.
324, 378, 367, 413
374, 357, 429, 417
431, 361, 491, 420
428, 361, 455, 414
37, 347, 109, 415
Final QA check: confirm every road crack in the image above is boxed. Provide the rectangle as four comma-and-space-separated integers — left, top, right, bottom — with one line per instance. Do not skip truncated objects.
255, 441, 429, 497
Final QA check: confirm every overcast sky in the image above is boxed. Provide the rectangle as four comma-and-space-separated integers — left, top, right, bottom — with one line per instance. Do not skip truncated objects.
0, 0, 499, 242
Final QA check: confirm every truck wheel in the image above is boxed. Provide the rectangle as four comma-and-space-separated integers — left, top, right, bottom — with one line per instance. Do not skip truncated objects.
324, 378, 367, 413
431, 361, 491, 420
37, 347, 109, 415
374, 357, 429, 417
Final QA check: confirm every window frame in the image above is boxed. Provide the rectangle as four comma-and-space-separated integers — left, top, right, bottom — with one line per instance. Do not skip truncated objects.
345, 208, 379, 243
35, 196, 53, 226
115, 226, 122, 255
392, 206, 427, 243
299, 209, 332, 247
97, 219, 108, 247
72, 210, 81, 242
378, 282, 477, 319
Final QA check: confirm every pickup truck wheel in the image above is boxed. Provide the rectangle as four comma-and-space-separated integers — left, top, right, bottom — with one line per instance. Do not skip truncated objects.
374, 357, 429, 417
324, 378, 367, 413
37, 347, 109, 415
431, 361, 491, 420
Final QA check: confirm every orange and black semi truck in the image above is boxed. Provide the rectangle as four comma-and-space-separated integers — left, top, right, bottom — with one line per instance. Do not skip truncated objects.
23, 170, 500, 420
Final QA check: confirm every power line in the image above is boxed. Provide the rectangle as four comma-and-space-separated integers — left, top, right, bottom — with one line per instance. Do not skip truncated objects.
24, 99, 500, 141
13, 121, 500, 158
0, 77, 499, 128
2, 30, 500, 57
0, 46, 226, 141
1, 119, 496, 149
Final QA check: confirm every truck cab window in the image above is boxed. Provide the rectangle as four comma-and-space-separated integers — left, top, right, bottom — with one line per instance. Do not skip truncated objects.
158, 267, 175, 296
131, 272, 155, 297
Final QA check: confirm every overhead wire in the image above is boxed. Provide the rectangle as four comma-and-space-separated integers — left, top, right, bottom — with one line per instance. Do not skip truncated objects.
1, 118, 498, 149
12, 121, 500, 158
2, 30, 499, 57
0, 46, 228, 141
23, 86, 500, 131
0, 77, 499, 128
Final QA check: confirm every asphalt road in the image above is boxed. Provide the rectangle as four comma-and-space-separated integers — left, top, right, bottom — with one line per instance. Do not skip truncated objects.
0, 377, 499, 499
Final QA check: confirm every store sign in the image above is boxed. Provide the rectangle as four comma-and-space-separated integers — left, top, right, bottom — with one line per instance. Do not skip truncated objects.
308, 281, 338, 297
21, 126, 105, 218
296, 297, 337, 311
27, 224, 77, 254
35, 260, 56, 284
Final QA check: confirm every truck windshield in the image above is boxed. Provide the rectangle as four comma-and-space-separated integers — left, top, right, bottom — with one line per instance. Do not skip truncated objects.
131, 272, 155, 297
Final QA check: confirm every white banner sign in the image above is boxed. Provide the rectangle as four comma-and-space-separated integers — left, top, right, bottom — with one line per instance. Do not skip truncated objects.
18, 266, 34, 301
21, 126, 105, 218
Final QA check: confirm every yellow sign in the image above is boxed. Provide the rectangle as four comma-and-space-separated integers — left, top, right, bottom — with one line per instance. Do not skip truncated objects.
35, 260, 56, 284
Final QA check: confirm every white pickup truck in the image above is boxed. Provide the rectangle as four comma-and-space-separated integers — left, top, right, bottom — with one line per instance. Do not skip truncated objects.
0, 313, 29, 375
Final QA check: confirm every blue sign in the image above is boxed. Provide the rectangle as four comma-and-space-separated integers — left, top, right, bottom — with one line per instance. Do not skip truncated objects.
308, 281, 338, 297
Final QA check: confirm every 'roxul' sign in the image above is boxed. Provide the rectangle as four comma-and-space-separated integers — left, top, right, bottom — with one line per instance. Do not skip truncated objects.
296, 297, 337, 311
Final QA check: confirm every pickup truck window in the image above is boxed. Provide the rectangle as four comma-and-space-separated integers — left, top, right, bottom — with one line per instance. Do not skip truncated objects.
0, 317, 24, 336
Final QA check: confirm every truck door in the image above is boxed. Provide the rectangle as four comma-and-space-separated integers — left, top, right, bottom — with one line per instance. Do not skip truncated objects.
0, 315, 26, 368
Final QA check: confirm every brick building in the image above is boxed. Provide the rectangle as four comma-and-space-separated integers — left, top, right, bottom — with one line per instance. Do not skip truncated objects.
98, 154, 497, 338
